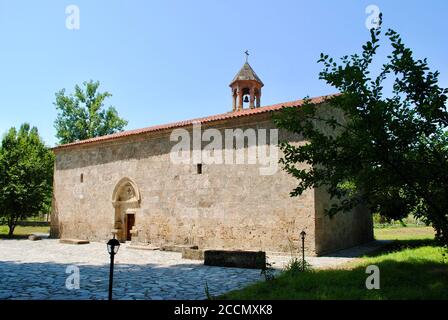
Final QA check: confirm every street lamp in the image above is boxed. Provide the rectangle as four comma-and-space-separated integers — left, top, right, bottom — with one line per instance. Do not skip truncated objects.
107, 235, 120, 300
300, 230, 306, 271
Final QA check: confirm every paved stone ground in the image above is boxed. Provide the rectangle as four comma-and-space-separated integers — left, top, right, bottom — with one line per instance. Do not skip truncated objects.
0, 238, 386, 300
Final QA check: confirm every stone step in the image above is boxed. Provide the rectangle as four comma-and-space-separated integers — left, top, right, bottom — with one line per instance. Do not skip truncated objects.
59, 239, 90, 245
127, 244, 160, 251
161, 244, 198, 253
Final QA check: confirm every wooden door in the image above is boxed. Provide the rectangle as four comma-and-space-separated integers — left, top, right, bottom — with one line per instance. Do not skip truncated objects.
126, 214, 135, 241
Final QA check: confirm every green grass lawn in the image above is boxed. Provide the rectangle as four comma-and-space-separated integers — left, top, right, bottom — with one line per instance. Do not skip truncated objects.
221, 226, 448, 300
374, 225, 435, 240
0, 225, 50, 239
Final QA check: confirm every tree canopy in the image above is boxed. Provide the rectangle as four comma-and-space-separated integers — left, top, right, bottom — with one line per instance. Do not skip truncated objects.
274, 16, 448, 244
0, 124, 54, 237
54, 80, 128, 144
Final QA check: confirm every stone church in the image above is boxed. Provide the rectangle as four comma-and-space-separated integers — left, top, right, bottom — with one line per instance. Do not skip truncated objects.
50, 61, 373, 255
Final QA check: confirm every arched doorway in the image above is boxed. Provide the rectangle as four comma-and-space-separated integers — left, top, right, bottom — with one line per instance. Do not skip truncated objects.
111, 177, 141, 242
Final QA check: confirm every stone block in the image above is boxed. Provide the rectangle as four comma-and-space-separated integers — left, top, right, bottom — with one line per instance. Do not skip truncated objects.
28, 234, 42, 241
204, 250, 266, 269
182, 248, 204, 260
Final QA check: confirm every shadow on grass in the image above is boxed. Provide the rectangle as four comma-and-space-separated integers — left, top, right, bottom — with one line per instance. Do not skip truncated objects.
0, 233, 49, 240
364, 238, 438, 258
0, 234, 30, 240
221, 257, 448, 300
0, 230, 49, 240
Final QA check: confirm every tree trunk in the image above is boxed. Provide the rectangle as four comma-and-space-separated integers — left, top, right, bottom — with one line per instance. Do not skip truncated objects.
7, 225, 16, 238
7, 217, 17, 238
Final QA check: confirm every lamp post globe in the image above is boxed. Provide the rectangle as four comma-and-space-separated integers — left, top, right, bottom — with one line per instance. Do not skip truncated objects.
107, 238, 120, 255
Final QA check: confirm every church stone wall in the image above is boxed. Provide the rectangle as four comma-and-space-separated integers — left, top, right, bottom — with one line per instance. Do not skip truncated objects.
313, 187, 374, 254
51, 109, 374, 255
311, 103, 374, 253
51, 113, 318, 254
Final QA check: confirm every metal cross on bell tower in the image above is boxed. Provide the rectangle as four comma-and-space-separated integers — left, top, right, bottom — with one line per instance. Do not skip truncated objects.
244, 50, 249, 62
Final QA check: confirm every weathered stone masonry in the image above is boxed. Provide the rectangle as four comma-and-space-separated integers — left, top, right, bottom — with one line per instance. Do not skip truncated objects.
51, 110, 373, 255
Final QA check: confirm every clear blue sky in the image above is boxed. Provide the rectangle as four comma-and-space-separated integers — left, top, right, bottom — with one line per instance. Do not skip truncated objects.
0, 0, 447, 147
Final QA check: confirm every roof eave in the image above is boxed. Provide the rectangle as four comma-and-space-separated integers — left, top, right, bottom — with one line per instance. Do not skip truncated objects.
52, 93, 337, 152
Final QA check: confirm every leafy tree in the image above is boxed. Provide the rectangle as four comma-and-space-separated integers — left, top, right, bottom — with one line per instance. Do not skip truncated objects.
274, 15, 448, 244
54, 80, 128, 144
0, 124, 54, 237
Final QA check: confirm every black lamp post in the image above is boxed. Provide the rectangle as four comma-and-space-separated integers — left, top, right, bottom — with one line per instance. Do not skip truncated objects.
300, 230, 306, 271
107, 235, 120, 300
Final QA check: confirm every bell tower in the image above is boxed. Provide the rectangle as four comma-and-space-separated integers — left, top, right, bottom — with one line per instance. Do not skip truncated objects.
229, 51, 264, 112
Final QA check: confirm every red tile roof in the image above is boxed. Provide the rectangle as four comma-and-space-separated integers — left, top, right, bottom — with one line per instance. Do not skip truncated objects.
52, 94, 335, 151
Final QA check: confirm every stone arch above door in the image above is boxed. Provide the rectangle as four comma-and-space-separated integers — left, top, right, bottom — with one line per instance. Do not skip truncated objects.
112, 177, 141, 207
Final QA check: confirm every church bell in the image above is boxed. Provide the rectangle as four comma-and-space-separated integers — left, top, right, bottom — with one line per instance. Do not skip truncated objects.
243, 95, 249, 103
